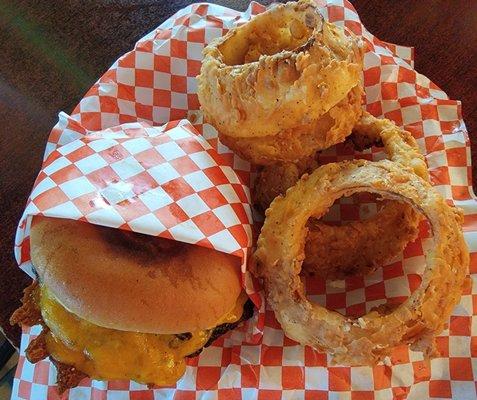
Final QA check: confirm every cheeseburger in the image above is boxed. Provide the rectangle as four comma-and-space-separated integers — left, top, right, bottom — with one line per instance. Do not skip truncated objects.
11, 217, 253, 392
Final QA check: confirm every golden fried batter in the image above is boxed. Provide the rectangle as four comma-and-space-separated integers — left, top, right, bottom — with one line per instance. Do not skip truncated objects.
219, 86, 363, 165
25, 329, 49, 364
50, 358, 88, 394
198, 0, 363, 141
9, 280, 42, 327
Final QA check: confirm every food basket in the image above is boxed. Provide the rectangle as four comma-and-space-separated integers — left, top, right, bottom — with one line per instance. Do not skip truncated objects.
11, 1, 477, 399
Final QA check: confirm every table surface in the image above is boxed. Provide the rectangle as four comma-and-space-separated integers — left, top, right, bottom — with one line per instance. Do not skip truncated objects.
0, 0, 476, 348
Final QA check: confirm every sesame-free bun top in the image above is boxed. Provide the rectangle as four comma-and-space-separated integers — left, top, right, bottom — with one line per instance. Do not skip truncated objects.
30, 216, 242, 334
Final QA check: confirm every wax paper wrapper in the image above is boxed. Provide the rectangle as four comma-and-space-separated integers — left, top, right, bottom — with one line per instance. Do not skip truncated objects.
11, 0, 477, 399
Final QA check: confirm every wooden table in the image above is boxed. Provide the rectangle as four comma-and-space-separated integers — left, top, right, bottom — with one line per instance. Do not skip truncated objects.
0, 0, 476, 348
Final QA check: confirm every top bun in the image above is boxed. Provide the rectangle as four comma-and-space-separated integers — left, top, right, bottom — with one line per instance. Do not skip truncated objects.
30, 216, 242, 334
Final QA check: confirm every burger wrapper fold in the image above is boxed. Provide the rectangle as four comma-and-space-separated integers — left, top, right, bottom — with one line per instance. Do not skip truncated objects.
12, 1, 477, 399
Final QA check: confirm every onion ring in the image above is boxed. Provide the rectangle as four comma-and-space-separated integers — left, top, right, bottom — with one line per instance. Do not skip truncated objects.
197, 0, 363, 140
254, 159, 469, 365
220, 85, 363, 165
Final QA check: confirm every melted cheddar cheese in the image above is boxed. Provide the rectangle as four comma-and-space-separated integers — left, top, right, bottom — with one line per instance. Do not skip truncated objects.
40, 287, 247, 386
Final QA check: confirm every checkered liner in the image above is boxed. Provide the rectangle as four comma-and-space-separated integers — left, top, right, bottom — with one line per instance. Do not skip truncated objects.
14, 118, 255, 275
11, 1, 477, 399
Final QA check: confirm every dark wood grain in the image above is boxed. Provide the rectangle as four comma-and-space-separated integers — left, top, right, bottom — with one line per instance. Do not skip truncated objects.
0, 0, 476, 347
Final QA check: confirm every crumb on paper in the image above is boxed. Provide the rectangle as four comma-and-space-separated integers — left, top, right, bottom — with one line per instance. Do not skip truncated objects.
328, 280, 345, 289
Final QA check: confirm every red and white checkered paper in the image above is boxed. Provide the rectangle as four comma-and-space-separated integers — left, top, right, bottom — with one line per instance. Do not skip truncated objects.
11, 1, 477, 399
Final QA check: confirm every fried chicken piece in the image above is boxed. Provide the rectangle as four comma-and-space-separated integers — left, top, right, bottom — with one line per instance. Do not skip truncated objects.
11, 282, 87, 393
11, 281, 254, 393
25, 329, 49, 363
10, 280, 42, 327
50, 358, 88, 394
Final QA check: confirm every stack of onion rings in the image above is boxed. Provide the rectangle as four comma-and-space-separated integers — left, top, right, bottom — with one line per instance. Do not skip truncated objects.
254, 160, 469, 365
198, 0, 364, 165
197, 0, 468, 366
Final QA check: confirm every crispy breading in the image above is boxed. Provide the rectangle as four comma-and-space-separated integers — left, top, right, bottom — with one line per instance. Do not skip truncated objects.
253, 112, 429, 278
9, 280, 42, 327
50, 358, 88, 394
10, 281, 87, 393
198, 0, 363, 142
219, 86, 363, 165
25, 329, 49, 363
